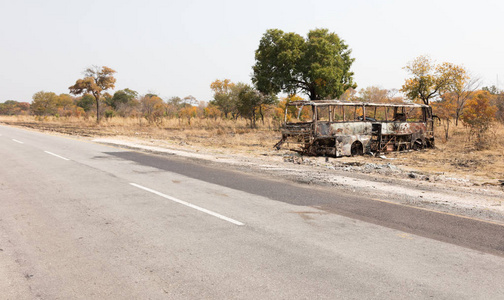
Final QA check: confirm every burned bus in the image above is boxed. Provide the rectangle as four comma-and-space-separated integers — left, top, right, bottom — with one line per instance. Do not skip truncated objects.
275, 100, 435, 157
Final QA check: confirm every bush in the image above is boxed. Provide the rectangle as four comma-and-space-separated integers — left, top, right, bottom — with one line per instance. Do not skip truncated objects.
461, 91, 497, 150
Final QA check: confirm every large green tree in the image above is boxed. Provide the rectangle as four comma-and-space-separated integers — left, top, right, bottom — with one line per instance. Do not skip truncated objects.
252, 28, 356, 100
69, 66, 116, 123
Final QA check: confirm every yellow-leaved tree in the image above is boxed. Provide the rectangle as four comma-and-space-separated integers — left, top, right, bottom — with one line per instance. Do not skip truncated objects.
401, 55, 468, 105
69, 66, 116, 123
140, 94, 165, 125
179, 105, 198, 125
461, 90, 497, 149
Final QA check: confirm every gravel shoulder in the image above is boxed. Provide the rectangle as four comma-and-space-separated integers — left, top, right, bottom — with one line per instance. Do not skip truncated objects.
93, 136, 504, 225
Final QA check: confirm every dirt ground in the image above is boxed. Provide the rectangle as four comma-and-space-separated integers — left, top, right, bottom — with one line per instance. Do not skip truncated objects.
2, 119, 504, 224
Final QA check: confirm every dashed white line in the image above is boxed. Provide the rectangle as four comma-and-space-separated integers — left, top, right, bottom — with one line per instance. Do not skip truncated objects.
130, 183, 244, 226
44, 151, 70, 161
12, 139, 24, 144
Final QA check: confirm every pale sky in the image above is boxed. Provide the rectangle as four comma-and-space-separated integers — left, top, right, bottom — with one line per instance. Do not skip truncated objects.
1, 0, 503, 103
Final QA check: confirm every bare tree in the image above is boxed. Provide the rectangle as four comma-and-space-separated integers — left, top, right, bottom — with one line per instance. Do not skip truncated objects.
452, 76, 481, 126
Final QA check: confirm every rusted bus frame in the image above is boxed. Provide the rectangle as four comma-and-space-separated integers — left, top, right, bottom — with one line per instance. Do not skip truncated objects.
278, 100, 435, 156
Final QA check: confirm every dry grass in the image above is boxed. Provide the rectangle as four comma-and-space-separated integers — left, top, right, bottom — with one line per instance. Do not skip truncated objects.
385, 121, 504, 183
2, 115, 503, 182
0, 115, 281, 154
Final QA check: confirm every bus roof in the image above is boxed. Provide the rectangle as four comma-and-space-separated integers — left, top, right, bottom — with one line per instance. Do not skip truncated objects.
287, 100, 429, 108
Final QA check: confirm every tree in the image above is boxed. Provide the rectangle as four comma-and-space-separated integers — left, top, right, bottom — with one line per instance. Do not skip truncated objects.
483, 85, 504, 123
273, 94, 306, 125
31, 91, 58, 116
355, 86, 405, 104
204, 103, 221, 120
165, 96, 183, 118
439, 68, 478, 126
196, 100, 206, 118
252, 28, 356, 100
495, 93, 504, 123
140, 94, 165, 124
108, 88, 138, 110
461, 90, 497, 149
179, 105, 198, 125
167, 96, 182, 108
236, 84, 277, 128
0, 100, 30, 115
386, 89, 406, 104
432, 95, 456, 141
69, 66, 116, 123
76, 94, 95, 112
340, 88, 357, 102
107, 88, 139, 117
182, 95, 198, 106
401, 56, 468, 105
54, 93, 76, 117
358, 86, 389, 103
56, 94, 74, 110
210, 79, 236, 118
482, 85, 500, 95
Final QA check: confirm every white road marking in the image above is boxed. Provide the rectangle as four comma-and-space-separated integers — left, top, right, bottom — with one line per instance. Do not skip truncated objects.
12, 139, 24, 144
130, 183, 244, 226
44, 151, 70, 161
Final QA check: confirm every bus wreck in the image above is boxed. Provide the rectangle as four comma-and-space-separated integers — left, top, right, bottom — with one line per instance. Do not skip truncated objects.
275, 100, 435, 157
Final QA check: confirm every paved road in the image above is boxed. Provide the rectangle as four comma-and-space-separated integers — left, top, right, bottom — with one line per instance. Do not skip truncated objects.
1, 124, 504, 299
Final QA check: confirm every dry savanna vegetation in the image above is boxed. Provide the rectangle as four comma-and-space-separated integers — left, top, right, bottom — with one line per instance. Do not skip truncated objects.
385, 121, 504, 183
2, 31, 504, 185
0, 115, 280, 153
1, 113, 503, 184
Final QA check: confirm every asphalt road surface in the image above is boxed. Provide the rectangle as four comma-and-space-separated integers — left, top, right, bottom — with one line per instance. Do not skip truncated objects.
1, 124, 504, 299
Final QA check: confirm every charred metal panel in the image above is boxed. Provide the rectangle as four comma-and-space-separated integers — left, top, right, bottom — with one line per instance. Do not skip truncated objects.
328, 122, 372, 136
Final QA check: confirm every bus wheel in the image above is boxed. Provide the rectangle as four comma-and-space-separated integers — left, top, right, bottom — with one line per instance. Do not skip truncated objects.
412, 139, 424, 150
